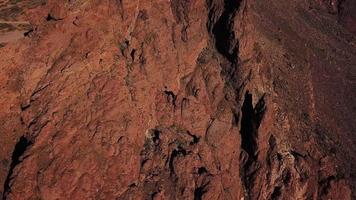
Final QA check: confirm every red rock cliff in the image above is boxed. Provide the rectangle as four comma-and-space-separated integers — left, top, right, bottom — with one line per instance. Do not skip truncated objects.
0, 0, 355, 199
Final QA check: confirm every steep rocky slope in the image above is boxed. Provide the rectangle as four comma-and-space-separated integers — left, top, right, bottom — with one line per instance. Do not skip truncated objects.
0, 0, 355, 199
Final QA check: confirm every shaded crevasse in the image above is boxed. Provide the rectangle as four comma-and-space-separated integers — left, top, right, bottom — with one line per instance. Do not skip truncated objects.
2, 136, 32, 200
239, 92, 266, 199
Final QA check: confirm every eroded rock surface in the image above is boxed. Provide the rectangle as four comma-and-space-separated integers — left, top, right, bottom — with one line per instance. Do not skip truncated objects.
0, 0, 355, 199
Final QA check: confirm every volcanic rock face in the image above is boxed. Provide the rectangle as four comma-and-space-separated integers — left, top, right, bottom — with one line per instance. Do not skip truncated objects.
0, 0, 355, 199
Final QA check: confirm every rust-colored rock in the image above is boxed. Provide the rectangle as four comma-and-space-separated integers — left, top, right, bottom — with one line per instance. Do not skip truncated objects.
0, 0, 355, 199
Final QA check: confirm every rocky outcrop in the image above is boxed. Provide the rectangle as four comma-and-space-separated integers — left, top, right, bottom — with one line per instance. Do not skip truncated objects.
0, 0, 355, 199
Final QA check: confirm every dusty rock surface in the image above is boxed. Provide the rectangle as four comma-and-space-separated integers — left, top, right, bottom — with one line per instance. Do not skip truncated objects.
0, 0, 355, 199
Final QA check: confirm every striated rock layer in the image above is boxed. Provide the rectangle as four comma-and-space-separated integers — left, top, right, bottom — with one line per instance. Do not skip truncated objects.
0, 0, 355, 199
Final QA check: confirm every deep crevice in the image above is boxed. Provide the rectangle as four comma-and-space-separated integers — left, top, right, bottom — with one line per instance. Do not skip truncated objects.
207, 0, 241, 63
240, 92, 265, 157
205, 1, 269, 199
2, 136, 32, 200
239, 91, 266, 199
205, 0, 243, 92
240, 92, 257, 157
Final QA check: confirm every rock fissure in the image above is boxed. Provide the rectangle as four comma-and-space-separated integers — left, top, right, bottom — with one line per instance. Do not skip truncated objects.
2, 136, 32, 200
208, 0, 241, 63
239, 91, 266, 199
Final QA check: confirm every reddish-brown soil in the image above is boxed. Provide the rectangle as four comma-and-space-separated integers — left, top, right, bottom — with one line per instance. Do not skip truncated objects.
0, 0, 355, 199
